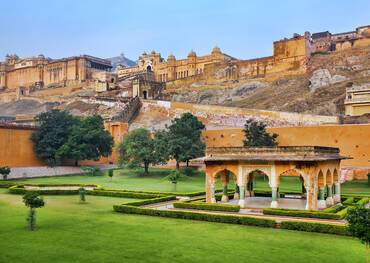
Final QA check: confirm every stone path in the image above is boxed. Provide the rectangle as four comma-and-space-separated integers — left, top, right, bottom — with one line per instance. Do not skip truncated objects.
6, 164, 117, 180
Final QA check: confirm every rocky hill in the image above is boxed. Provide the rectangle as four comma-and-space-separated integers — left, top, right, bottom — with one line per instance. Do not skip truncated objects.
163, 47, 370, 116
106, 53, 136, 70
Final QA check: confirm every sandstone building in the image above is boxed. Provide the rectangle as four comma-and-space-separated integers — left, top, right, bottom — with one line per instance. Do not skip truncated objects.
311, 25, 370, 52
344, 84, 370, 116
0, 54, 112, 101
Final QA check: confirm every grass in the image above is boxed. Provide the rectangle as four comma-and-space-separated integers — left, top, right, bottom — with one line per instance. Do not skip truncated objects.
6, 168, 370, 196
0, 189, 364, 263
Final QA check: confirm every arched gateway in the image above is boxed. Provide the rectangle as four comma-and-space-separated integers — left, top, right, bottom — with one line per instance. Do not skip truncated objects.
196, 146, 348, 211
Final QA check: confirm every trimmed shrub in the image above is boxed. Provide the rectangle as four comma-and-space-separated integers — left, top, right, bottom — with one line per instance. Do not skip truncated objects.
119, 196, 176, 206
263, 208, 341, 220
343, 197, 355, 205
280, 221, 349, 236
322, 204, 345, 213
0, 181, 16, 188
97, 188, 215, 197
355, 197, 370, 206
336, 206, 353, 219
173, 201, 240, 212
113, 204, 276, 228
87, 189, 164, 199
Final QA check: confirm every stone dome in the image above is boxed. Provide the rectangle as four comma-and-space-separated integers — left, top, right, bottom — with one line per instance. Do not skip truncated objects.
167, 53, 176, 60
188, 50, 196, 57
212, 46, 221, 54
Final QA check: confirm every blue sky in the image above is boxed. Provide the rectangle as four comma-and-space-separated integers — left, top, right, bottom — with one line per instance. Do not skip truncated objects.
1, 0, 369, 61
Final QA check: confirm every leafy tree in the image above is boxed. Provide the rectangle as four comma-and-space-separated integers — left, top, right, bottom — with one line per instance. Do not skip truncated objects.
165, 170, 182, 191
165, 113, 205, 170
23, 192, 45, 231
56, 115, 114, 166
346, 206, 370, 259
118, 128, 158, 175
0, 166, 10, 180
31, 110, 76, 166
243, 119, 278, 147
81, 166, 102, 176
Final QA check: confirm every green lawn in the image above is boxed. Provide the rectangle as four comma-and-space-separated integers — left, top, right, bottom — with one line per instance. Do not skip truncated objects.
8, 168, 370, 195
0, 189, 364, 263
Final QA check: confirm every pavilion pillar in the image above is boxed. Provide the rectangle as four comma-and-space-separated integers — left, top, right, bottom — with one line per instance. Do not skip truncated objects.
305, 186, 310, 210
238, 185, 246, 208
326, 184, 334, 206
221, 172, 229, 202
210, 184, 216, 203
271, 187, 278, 208
333, 182, 341, 203
234, 185, 240, 200
318, 187, 327, 209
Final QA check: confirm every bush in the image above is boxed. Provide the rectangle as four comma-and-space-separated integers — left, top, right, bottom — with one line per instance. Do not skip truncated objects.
119, 196, 177, 206
280, 221, 349, 236
343, 197, 355, 205
336, 206, 352, 219
181, 167, 201, 177
356, 197, 370, 206
87, 189, 164, 199
113, 204, 276, 228
8, 184, 101, 195
173, 201, 240, 212
263, 208, 341, 220
0, 181, 16, 188
322, 204, 345, 213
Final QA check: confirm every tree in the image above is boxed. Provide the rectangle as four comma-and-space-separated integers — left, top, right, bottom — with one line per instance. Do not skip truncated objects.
79, 187, 86, 202
108, 169, 114, 181
118, 128, 158, 175
56, 115, 114, 166
31, 110, 76, 166
23, 192, 45, 231
166, 170, 181, 191
0, 166, 10, 180
243, 119, 278, 147
165, 113, 205, 170
346, 206, 370, 260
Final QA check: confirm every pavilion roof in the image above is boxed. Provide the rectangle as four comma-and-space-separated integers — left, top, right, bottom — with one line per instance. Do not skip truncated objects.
195, 146, 350, 162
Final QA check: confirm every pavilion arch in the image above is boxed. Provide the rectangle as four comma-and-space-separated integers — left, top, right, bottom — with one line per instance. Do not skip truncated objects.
318, 170, 325, 188
278, 168, 307, 194
333, 169, 339, 184
326, 169, 333, 186
214, 169, 237, 184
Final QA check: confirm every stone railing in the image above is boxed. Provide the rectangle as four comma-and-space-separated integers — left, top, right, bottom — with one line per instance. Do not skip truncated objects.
206, 146, 340, 157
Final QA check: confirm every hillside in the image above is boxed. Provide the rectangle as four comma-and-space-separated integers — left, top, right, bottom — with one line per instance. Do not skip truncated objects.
106, 53, 136, 69
163, 47, 370, 116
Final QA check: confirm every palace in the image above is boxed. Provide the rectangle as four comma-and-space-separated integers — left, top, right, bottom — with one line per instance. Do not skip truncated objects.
0, 54, 112, 100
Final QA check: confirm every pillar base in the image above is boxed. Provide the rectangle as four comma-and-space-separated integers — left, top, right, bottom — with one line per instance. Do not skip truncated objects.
211, 198, 216, 203
238, 199, 245, 208
221, 195, 229, 203
270, 201, 278, 208
318, 200, 327, 209
333, 194, 341, 203
233, 193, 240, 200
326, 197, 334, 206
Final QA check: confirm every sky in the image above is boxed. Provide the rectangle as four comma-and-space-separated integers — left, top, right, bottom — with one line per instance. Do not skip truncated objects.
1, 0, 369, 61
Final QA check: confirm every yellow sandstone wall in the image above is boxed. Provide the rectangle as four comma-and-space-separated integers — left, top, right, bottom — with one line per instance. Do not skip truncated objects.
0, 126, 44, 167
0, 122, 129, 167
203, 124, 370, 168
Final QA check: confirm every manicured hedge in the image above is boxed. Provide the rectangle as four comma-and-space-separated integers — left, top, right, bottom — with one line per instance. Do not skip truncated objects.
113, 204, 276, 228
96, 188, 216, 197
322, 204, 345, 213
8, 185, 80, 195
263, 208, 341, 220
280, 221, 349, 236
87, 189, 164, 199
119, 196, 177, 206
356, 197, 370, 206
173, 201, 240, 212
336, 206, 352, 219
343, 197, 355, 205
0, 181, 16, 188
